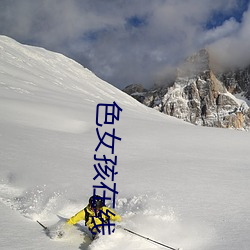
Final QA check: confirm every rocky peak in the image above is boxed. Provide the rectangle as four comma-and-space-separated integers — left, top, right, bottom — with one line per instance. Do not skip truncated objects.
122, 84, 147, 103
177, 48, 210, 78
123, 49, 250, 130
123, 83, 146, 95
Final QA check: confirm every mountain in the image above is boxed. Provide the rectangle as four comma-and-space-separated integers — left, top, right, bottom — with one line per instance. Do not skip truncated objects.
123, 49, 250, 130
217, 66, 250, 99
1, 36, 250, 250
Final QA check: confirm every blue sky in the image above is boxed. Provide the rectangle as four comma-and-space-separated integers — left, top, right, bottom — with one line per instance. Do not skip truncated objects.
205, 0, 249, 28
0, 0, 249, 89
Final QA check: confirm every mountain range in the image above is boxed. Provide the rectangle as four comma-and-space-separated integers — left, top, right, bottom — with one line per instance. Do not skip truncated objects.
123, 49, 250, 130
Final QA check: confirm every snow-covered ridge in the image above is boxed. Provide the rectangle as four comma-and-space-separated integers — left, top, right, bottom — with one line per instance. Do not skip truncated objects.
0, 35, 154, 134
0, 35, 145, 108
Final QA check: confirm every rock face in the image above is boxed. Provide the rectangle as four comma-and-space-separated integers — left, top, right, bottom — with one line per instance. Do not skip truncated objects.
123, 84, 147, 103
217, 66, 250, 100
123, 49, 250, 130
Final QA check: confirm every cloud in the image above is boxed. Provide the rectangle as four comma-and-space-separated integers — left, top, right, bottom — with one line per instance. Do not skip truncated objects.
209, 4, 250, 69
200, 18, 240, 45
0, 0, 249, 89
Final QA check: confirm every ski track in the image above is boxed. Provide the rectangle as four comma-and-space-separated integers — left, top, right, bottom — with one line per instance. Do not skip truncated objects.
0, 181, 210, 250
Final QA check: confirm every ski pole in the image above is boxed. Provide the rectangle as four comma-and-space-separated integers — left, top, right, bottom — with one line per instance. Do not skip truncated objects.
120, 226, 180, 250
37, 220, 48, 231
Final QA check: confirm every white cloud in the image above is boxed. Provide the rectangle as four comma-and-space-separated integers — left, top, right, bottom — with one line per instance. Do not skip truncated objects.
209, 5, 250, 68
0, 0, 249, 88
200, 18, 240, 45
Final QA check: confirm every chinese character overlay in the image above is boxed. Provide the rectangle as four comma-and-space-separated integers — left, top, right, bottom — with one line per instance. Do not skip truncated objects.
90, 209, 116, 235
92, 101, 122, 235
96, 101, 123, 127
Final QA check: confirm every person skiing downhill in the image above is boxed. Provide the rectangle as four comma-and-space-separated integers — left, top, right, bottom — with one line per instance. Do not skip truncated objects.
67, 195, 121, 238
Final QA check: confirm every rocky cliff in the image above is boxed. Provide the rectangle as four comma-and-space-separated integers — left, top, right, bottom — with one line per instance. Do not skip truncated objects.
123, 49, 250, 130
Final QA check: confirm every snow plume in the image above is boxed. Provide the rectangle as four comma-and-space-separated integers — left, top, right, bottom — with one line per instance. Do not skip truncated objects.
84, 193, 215, 250
0, 178, 213, 250
0, 181, 65, 221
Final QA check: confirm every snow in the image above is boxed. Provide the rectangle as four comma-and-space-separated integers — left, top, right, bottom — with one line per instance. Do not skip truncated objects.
0, 35, 250, 250
234, 93, 250, 107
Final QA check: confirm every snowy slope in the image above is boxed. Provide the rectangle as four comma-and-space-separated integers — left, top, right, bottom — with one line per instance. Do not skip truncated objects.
0, 36, 250, 250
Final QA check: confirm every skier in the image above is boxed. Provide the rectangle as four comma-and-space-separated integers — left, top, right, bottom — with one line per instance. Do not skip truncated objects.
66, 195, 121, 238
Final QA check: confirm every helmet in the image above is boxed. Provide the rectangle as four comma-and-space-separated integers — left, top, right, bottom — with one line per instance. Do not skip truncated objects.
89, 195, 103, 209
